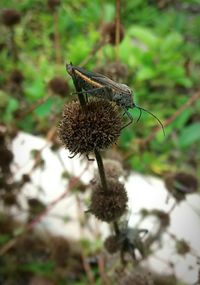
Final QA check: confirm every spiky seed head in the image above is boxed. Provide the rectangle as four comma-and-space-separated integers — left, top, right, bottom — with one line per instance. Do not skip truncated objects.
58, 100, 122, 156
90, 178, 128, 222
104, 235, 120, 254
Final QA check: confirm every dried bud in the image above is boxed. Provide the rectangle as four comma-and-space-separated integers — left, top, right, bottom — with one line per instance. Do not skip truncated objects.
3, 192, 17, 206
151, 209, 170, 227
94, 62, 128, 82
48, 77, 69, 97
48, 0, 60, 11
94, 159, 124, 183
58, 100, 122, 156
1, 9, 20, 27
176, 239, 190, 255
28, 198, 46, 216
90, 179, 128, 222
104, 235, 120, 254
22, 174, 31, 183
165, 172, 198, 201
101, 22, 124, 45
9, 69, 24, 85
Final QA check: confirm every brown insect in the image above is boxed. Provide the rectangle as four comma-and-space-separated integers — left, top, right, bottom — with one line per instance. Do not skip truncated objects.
66, 63, 164, 133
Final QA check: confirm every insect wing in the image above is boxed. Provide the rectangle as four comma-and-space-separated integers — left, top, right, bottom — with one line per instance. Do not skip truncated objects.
73, 65, 130, 95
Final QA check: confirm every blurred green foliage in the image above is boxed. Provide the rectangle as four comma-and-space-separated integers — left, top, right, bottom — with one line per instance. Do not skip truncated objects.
0, 0, 199, 176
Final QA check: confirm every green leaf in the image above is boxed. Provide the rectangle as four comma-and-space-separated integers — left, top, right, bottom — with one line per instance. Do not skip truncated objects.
173, 108, 192, 130
22, 261, 55, 276
129, 26, 158, 48
35, 97, 53, 117
179, 123, 200, 148
0, 234, 11, 245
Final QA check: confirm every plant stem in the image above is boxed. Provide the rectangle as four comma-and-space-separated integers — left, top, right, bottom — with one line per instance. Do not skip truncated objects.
113, 221, 120, 235
53, 11, 62, 64
94, 149, 108, 192
10, 27, 18, 62
115, 0, 121, 60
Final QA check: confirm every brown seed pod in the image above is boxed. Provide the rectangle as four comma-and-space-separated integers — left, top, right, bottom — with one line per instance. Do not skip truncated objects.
101, 22, 124, 45
58, 100, 122, 156
104, 235, 120, 254
0, 148, 13, 173
48, 77, 69, 97
22, 174, 31, 183
151, 209, 170, 227
9, 69, 24, 85
94, 159, 124, 183
48, 0, 60, 11
1, 9, 20, 27
176, 239, 190, 255
90, 179, 128, 222
165, 171, 198, 201
94, 62, 128, 82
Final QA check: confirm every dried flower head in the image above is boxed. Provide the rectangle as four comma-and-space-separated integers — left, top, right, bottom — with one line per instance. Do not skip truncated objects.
94, 159, 124, 183
101, 22, 124, 45
104, 235, 120, 254
90, 179, 128, 222
176, 239, 190, 255
151, 209, 170, 227
94, 62, 128, 82
22, 174, 31, 183
9, 69, 24, 85
165, 171, 198, 201
48, 0, 60, 11
1, 9, 20, 27
48, 77, 69, 97
58, 100, 122, 156
0, 148, 13, 173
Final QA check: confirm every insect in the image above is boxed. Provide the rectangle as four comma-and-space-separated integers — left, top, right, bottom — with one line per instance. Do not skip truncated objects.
66, 63, 164, 134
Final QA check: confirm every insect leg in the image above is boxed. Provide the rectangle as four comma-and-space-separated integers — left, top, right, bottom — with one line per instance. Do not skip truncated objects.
68, 153, 77, 159
85, 94, 88, 103
121, 109, 133, 130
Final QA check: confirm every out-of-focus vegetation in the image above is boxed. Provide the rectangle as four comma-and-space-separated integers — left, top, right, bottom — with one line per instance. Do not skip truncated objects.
0, 1, 200, 284
0, 0, 200, 175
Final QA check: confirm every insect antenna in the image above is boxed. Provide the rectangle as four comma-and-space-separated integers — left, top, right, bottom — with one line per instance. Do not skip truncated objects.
136, 107, 142, 122
135, 106, 165, 136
